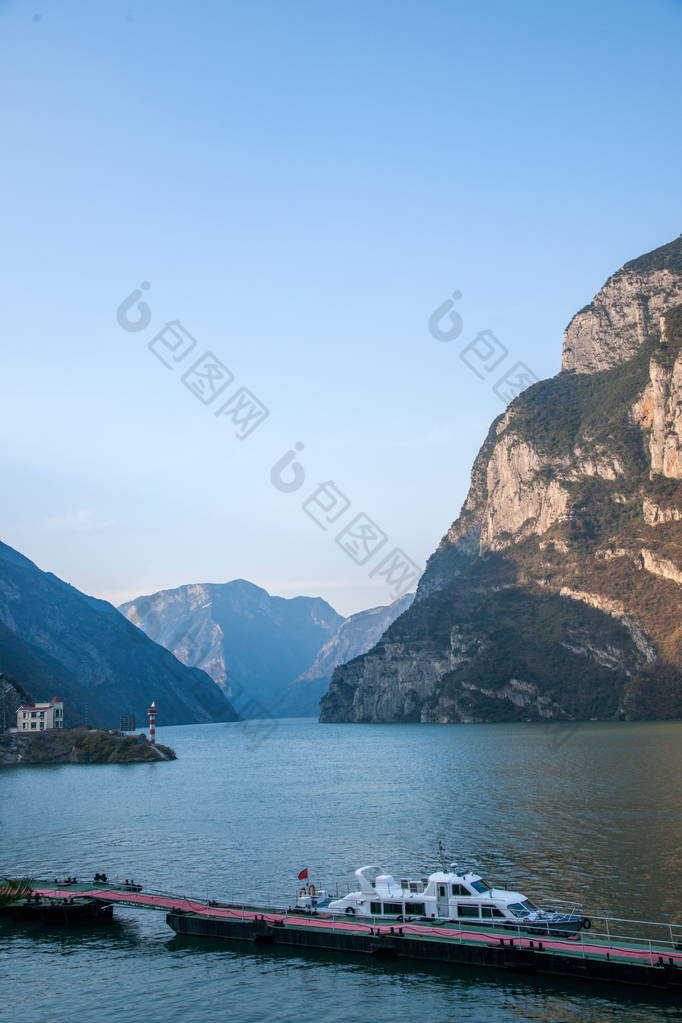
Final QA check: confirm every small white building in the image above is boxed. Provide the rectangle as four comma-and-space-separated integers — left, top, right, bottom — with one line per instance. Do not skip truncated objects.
16, 698, 64, 732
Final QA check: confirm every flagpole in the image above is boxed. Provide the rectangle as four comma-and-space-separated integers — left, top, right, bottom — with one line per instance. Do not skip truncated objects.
296, 866, 309, 906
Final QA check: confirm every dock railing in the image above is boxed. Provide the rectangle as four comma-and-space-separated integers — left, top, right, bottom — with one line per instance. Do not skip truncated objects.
27, 873, 682, 965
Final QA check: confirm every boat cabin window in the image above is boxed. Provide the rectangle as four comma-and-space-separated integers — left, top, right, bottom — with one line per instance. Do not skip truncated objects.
481, 906, 505, 919
451, 884, 468, 896
374, 901, 426, 916
508, 900, 536, 918
470, 879, 491, 893
437, 885, 446, 897
457, 904, 480, 918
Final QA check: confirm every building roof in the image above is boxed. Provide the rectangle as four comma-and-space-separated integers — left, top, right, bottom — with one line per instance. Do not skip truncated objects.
17, 701, 62, 711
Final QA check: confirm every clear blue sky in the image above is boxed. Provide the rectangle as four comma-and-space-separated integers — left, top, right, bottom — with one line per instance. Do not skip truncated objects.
1, 0, 680, 616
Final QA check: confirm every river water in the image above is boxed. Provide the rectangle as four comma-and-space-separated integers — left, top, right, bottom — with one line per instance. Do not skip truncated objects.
1, 718, 681, 1023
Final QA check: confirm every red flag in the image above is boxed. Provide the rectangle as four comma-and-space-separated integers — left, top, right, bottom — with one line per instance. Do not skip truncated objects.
297, 868, 309, 881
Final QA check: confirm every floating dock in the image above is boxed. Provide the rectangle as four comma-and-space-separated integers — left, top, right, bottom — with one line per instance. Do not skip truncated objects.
13, 881, 682, 992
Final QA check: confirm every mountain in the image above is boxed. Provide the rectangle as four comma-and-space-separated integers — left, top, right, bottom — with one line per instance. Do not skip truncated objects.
0, 673, 33, 732
0, 542, 238, 728
321, 236, 682, 724
278, 593, 414, 716
119, 580, 343, 715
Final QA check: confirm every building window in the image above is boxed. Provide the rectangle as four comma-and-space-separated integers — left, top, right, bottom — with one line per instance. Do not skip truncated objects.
30, 722, 37, 729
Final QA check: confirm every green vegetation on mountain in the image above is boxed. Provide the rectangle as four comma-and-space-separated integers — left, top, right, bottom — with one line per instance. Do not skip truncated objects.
623, 234, 682, 275
322, 238, 682, 725
509, 335, 655, 467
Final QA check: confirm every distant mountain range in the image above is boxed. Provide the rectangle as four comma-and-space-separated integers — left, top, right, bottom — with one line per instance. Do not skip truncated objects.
0, 540, 414, 729
119, 581, 414, 718
119, 580, 343, 715
0, 542, 238, 728
277, 593, 414, 716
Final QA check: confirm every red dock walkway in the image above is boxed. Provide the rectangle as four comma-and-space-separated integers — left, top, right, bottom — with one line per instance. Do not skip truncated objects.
33, 885, 682, 969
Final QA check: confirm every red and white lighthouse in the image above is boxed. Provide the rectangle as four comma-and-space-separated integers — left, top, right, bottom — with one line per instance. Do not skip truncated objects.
147, 701, 157, 745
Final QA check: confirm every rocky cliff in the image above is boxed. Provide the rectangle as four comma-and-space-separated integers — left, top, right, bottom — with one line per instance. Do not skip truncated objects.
278, 593, 414, 716
321, 236, 682, 724
0, 542, 238, 728
0, 674, 32, 732
562, 236, 682, 373
120, 580, 342, 714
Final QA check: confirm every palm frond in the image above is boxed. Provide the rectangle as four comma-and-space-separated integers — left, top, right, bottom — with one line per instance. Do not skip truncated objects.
0, 877, 35, 907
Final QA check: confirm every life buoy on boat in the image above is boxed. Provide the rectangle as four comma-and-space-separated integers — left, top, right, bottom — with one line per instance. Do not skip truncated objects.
307, 883, 317, 896
581, 917, 592, 930
345, 906, 356, 916
298, 887, 307, 898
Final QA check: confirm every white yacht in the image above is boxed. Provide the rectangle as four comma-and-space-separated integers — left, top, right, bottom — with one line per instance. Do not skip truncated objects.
296, 854, 588, 936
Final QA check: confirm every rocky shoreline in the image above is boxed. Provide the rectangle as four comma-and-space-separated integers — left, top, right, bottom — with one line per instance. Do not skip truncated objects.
0, 728, 176, 765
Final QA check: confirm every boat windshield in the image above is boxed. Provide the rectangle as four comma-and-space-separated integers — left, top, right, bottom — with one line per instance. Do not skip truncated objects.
470, 879, 491, 893
508, 900, 537, 917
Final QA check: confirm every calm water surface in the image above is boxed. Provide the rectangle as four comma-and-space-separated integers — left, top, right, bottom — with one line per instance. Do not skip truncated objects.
1, 718, 681, 1023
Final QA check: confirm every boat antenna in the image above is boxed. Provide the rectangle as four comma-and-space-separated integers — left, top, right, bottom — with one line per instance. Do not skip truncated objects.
437, 840, 448, 871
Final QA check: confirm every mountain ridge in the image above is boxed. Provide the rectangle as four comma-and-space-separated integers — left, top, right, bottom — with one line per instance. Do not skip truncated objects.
322, 235, 682, 724
119, 579, 343, 713
0, 541, 238, 728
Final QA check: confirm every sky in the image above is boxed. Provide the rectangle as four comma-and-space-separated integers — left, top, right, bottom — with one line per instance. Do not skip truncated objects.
0, 0, 681, 617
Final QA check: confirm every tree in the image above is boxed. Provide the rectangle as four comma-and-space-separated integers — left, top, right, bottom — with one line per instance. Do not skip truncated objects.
0, 878, 34, 908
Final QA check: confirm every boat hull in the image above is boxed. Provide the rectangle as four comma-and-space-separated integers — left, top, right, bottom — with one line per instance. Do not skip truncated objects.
304, 911, 584, 936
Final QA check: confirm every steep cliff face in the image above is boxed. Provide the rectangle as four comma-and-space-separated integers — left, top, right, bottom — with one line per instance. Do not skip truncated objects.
562, 236, 682, 373
322, 237, 682, 725
120, 580, 342, 714
278, 593, 414, 716
637, 319, 682, 479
